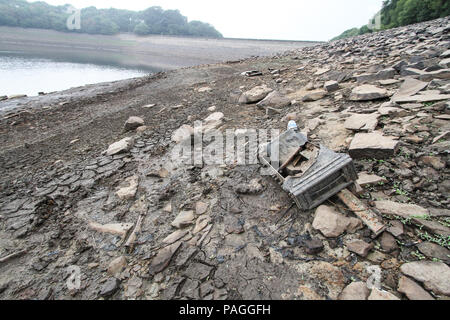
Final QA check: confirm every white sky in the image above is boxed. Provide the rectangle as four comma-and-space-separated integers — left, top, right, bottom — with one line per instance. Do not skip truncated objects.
38, 0, 384, 41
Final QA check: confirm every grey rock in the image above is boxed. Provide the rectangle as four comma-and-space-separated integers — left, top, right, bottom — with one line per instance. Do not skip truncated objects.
346, 240, 373, 257
149, 241, 182, 275
100, 278, 120, 298
312, 205, 362, 238
398, 276, 434, 300
368, 288, 400, 300
374, 200, 429, 219
171, 210, 195, 229
348, 132, 399, 159
338, 282, 370, 300
324, 80, 339, 92
417, 242, 450, 264
302, 90, 327, 102
400, 261, 450, 295
304, 238, 324, 255
349, 85, 388, 101
380, 231, 398, 252
344, 113, 379, 131
392, 78, 428, 101
239, 85, 273, 104
124, 116, 144, 132
106, 137, 134, 156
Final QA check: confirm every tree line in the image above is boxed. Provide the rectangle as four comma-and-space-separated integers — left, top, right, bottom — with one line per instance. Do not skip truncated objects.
332, 0, 450, 41
0, 0, 223, 38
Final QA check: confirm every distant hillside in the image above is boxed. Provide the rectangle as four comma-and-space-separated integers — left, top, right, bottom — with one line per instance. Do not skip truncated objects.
332, 0, 450, 41
0, 0, 223, 38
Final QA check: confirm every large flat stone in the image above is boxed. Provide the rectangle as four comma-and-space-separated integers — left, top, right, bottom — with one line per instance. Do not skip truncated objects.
398, 276, 434, 300
374, 200, 429, 219
344, 113, 379, 131
417, 242, 450, 264
349, 85, 388, 101
356, 172, 387, 187
348, 132, 399, 159
392, 78, 428, 102
400, 261, 450, 295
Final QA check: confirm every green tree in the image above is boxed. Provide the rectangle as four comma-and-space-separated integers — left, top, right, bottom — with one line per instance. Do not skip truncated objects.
133, 21, 149, 35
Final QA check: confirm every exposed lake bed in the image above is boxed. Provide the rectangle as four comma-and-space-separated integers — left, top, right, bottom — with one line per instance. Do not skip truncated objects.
0, 26, 318, 99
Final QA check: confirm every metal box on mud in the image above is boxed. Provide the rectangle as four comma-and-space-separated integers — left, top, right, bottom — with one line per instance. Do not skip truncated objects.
259, 128, 358, 210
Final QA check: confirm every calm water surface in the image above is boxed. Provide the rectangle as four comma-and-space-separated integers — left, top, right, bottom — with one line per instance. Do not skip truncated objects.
0, 53, 148, 97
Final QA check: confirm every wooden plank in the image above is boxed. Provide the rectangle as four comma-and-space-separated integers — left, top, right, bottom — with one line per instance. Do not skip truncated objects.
337, 188, 386, 236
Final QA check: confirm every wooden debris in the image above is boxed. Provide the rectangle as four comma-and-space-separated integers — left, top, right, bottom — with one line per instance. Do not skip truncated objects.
0, 249, 27, 264
337, 188, 386, 236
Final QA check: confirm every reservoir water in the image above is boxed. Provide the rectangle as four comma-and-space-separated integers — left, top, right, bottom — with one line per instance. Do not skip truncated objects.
0, 53, 148, 97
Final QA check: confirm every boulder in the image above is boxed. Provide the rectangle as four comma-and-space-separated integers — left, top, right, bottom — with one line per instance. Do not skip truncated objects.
203, 112, 224, 132
171, 210, 195, 229
398, 276, 434, 300
256, 91, 290, 108
387, 220, 404, 238
348, 132, 399, 159
349, 85, 388, 101
346, 240, 373, 257
106, 137, 134, 156
239, 85, 273, 104
400, 261, 450, 295
312, 205, 362, 237
338, 282, 370, 300
124, 116, 144, 132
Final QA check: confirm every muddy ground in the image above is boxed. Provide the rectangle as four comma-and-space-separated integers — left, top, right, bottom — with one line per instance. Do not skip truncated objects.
0, 17, 449, 300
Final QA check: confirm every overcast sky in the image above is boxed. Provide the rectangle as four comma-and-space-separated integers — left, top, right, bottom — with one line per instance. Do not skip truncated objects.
40, 0, 384, 41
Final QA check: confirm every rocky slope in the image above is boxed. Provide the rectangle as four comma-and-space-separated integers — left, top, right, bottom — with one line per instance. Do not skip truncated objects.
0, 17, 449, 300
